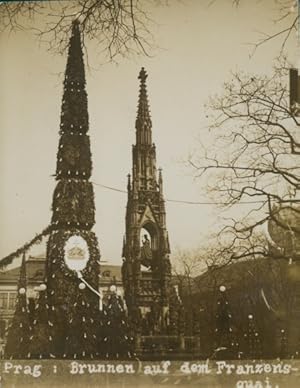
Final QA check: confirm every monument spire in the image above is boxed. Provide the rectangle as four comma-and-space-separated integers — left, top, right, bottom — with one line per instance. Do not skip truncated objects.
135, 67, 152, 145
132, 68, 157, 191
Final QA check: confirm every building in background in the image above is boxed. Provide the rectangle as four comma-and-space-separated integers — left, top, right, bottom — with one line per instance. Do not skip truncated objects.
0, 254, 122, 357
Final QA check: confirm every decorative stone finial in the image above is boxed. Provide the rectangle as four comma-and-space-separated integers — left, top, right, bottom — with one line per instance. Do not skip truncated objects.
138, 67, 148, 83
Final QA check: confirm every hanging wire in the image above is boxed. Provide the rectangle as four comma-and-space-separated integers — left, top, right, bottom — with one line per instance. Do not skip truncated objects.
92, 181, 300, 206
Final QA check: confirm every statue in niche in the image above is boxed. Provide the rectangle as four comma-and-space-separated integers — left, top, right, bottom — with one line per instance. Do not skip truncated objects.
150, 303, 161, 334
145, 311, 155, 335
141, 234, 152, 267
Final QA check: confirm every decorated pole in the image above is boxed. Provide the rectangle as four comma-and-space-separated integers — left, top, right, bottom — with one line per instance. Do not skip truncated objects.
214, 285, 235, 359
5, 254, 31, 359
43, 20, 101, 358
279, 328, 288, 359
103, 286, 135, 360
28, 283, 55, 359
245, 314, 262, 360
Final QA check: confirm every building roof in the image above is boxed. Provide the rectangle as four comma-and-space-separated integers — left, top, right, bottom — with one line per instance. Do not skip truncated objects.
100, 264, 122, 281
0, 255, 122, 286
0, 256, 45, 284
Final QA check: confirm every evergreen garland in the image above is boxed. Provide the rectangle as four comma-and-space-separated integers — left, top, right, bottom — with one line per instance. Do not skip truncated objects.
0, 226, 52, 269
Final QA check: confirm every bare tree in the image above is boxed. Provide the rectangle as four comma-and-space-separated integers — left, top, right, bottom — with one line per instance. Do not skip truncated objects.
1, 1, 298, 58
245, 0, 298, 55
253, 0, 298, 54
211, 0, 298, 55
0, 0, 163, 58
190, 59, 300, 262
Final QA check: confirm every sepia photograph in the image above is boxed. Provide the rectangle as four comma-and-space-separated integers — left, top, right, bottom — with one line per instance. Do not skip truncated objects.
0, 0, 299, 387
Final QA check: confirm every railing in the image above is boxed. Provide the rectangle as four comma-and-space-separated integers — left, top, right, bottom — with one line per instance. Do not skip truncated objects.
136, 335, 201, 356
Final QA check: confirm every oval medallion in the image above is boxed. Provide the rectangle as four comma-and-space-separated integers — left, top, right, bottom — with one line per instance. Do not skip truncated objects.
64, 235, 89, 271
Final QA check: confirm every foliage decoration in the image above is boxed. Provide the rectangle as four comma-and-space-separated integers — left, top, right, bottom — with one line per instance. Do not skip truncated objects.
51, 181, 95, 228
0, 225, 52, 270
56, 133, 92, 179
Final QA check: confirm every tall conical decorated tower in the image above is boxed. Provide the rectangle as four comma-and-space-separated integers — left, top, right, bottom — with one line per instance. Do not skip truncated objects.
122, 68, 172, 344
45, 20, 101, 358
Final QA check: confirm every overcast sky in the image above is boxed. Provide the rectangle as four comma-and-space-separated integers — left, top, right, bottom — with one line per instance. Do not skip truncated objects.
0, 0, 297, 266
